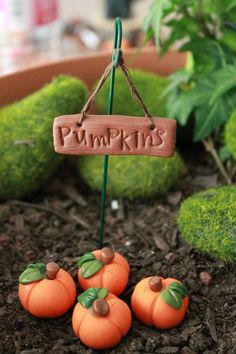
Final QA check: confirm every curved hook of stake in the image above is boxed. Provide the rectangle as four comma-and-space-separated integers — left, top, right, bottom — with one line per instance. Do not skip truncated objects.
112, 17, 123, 67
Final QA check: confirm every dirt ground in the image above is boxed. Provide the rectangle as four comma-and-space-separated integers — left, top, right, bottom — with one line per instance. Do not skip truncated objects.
0, 147, 236, 354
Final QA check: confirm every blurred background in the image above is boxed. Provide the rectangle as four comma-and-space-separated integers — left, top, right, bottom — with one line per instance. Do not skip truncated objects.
0, 0, 152, 74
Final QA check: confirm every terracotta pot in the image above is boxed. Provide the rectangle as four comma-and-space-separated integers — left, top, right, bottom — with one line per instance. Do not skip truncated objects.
0, 47, 186, 107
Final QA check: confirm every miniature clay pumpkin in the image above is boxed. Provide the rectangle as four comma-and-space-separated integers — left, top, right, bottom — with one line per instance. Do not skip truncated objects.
131, 276, 188, 329
77, 247, 130, 295
72, 287, 132, 349
18, 262, 76, 318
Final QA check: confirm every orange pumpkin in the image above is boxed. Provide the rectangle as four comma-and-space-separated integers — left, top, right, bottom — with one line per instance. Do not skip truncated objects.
131, 276, 189, 329
72, 287, 132, 350
77, 248, 130, 295
18, 262, 76, 318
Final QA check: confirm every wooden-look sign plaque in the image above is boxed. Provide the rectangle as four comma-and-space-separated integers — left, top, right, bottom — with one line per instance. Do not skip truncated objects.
53, 114, 176, 157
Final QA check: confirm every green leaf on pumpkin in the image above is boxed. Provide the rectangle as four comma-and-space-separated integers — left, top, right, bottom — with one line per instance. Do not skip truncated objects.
168, 281, 187, 297
81, 260, 104, 279
161, 281, 187, 309
19, 262, 46, 284
97, 288, 109, 299
78, 252, 104, 279
77, 287, 108, 308
78, 288, 97, 308
77, 252, 96, 267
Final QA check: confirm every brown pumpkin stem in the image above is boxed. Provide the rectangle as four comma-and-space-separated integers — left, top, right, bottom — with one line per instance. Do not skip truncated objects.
46, 262, 60, 280
92, 298, 109, 317
100, 247, 115, 264
149, 276, 163, 292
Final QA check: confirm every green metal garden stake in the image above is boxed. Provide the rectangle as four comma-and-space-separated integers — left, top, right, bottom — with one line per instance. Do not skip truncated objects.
98, 17, 122, 248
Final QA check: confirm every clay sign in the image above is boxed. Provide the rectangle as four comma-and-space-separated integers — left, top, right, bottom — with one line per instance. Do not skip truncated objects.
53, 114, 176, 157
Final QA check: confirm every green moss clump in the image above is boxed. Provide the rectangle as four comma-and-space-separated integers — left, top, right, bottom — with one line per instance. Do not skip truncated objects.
95, 69, 168, 117
225, 110, 236, 159
0, 75, 87, 201
178, 186, 236, 262
77, 153, 183, 199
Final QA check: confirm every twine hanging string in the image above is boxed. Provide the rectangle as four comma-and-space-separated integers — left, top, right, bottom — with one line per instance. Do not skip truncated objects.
78, 62, 113, 125
78, 51, 156, 129
119, 59, 155, 129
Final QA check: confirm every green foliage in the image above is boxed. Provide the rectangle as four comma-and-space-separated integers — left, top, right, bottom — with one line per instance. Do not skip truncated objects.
165, 66, 236, 141
142, 0, 171, 47
225, 110, 236, 159
143, 0, 236, 142
178, 186, 236, 262
95, 69, 168, 117
77, 153, 183, 199
0, 75, 87, 201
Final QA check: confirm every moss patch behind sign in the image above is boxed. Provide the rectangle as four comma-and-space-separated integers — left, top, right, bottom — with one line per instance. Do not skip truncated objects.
77, 153, 183, 199
95, 69, 168, 117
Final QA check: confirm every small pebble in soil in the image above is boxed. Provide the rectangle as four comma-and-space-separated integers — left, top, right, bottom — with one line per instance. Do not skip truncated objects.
154, 236, 170, 253
167, 190, 182, 205
111, 200, 119, 210
139, 249, 155, 258
200, 271, 212, 286
165, 252, 177, 264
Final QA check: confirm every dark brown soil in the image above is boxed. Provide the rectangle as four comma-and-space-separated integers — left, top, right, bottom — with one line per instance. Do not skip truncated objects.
0, 148, 236, 354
